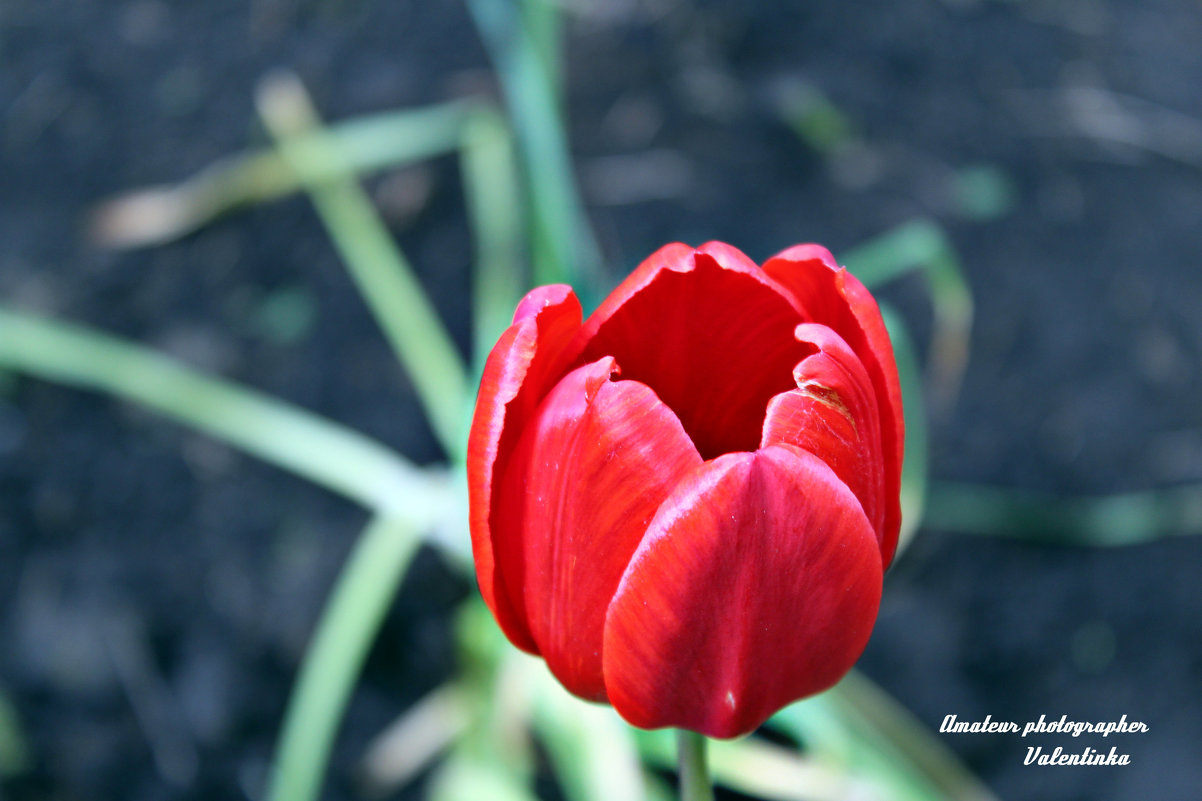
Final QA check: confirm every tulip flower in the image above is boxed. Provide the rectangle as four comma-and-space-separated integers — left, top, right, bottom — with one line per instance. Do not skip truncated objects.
467, 241, 903, 738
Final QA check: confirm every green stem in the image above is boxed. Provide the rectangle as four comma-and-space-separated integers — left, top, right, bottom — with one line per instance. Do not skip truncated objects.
676, 730, 714, 801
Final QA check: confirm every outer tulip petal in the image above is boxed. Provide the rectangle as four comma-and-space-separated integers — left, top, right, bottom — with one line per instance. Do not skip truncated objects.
761, 323, 887, 553
762, 245, 904, 566
602, 445, 882, 738
569, 243, 809, 458
499, 357, 702, 700
467, 284, 582, 652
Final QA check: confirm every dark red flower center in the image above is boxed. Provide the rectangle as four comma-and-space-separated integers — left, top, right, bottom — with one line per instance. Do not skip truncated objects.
572, 254, 812, 460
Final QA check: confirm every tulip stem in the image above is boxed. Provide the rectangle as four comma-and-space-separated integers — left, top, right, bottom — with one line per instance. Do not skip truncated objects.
676, 730, 714, 801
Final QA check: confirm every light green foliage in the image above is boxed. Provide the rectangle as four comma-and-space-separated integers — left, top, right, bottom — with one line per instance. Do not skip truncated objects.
267, 516, 422, 801
0, 690, 30, 778
952, 164, 1018, 222
257, 72, 470, 459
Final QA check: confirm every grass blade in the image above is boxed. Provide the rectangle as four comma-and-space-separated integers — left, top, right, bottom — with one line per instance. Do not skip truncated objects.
358, 684, 472, 796
527, 664, 645, 801
768, 673, 998, 801
925, 481, 1202, 545
461, 108, 527, 366
843, 220, 973, 407
429, 751, 542, 801
91, 100, 478, 250
521, 0, 564, 105
880, 304, 929, 558
467, 0, 603, 292
256, 71, 469, 458
0, 690, 30, 778
0, 307, 449, 521
267, 514, 423, 801
831, 672, 998, 801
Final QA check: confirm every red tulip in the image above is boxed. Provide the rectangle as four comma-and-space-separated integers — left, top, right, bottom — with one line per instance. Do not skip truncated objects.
468, 242, 904, 738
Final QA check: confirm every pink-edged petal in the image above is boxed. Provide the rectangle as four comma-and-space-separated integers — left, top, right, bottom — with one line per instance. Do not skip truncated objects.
762, 245, 904, 565
602, 444, 882, 738
498, 357, 703, 700
568, 243, 809, 459
467, 284, 582, 652
761, 323, 889, 558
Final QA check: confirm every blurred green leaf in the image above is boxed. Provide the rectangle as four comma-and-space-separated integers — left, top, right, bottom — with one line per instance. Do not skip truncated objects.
635, 727, 873, 801
91, 99, 478, 249
257, 71, 469, 459
951, 165, 1017, 222
467, 0, 603, 294
925, 480, 1202, 545
461, 108, 527, 367
843, 219, 973, 408
429, 752, 542, 801
267, 515, 423, 801
359, 685, 473, 795
255, 285, 318, 345
769, 672, 998, 801
834, 672, 996, 801
450, 601, 539, 784
0, 689, 30, 778
521, 0, 564, 105
527, 662, 646, 801
880, 305, 929, 558
775, 80, 855, 155
0, 307, 450, 522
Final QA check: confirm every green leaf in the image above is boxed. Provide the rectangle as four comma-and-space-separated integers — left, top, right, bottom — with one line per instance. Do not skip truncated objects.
880, 305, 929, 558
769, 673, 998, 801
527, 661, 646, 801
0, 307, 450, 522
461, 108, 527, 368
925, 480, 1202, 545
0, 689, 30, 778
91, 100, 479, 250
633, 727, 873, 801
843, 219, 973, 407
267, 515, 423, 801
256, 71, 470, 459
467, 0, 603, 293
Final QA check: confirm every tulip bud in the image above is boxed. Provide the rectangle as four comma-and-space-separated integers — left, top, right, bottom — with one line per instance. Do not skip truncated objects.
467, 242, 903, 737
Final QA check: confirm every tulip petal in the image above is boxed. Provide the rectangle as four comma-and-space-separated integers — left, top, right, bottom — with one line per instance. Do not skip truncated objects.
602, 444, 882, 738
569, 243, 809, 459
762, 245, 904, 565
467, 284, 583, 651
761, 323, 887, 549
499, 357, 703, 700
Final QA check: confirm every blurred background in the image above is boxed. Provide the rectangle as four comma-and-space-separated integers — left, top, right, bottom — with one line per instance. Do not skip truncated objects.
2, 1, 1201, 800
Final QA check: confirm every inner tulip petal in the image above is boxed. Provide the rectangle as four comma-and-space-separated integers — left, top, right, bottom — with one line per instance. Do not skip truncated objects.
570, 244, 810, 459
601, 444, 882, 738
467, 284, 583, 653
761, 323, 887, 552
762, 245, 904, 564
498, 357, 702, 701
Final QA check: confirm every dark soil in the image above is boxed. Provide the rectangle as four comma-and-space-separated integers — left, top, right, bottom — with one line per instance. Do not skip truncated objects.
3, 1, 1201, 800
